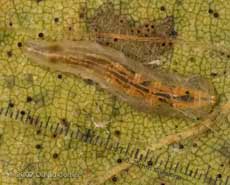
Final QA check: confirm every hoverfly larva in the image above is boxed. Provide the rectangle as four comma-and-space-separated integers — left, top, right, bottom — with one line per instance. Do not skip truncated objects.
23, 40, 217, 120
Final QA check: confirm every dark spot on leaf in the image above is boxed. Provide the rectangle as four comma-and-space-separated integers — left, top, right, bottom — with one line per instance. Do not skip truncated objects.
26, 96, 33, 102
7, 51, 12, 57
117, 158, 122, 163
208, 9, 214, 14
38, 32, 44, 38
179, 143, 184, 149
17, 42, 22, 47
20, 110, 25, 115
213, 12, 219, 18
147, 160, 153, 166
193, 143, 198, 147
35, 144, 42, 149
53, 153, 58, 159
54, 17, 59, 23
211, 72, 218, 77
160, 6, 165, 11
114, 130, 121, 136
57, 74, 62, 79
170, 30, 177, 37
112, 176, 118, 182
9, 102, 14, 107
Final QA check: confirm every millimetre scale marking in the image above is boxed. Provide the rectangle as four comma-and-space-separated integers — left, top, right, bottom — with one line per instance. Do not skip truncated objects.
185, 162, 190, 175
204, 165, 211, 183
4, 105, 10, 116
174, 162, 179, 172
45, 116, 51, 128
0, 107, 4, 115
144, 149, 150, 161
0, 105, 228, 185
225, 176, 229, 185
25, 110, 31, 123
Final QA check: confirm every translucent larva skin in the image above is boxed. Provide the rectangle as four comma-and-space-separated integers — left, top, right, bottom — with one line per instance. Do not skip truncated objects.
23, 40, 217, 120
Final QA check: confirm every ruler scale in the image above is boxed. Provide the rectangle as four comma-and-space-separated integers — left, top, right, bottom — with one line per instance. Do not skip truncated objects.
0, 104, 229, 185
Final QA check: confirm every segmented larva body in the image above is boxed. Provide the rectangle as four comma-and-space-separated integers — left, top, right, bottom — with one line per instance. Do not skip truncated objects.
23, 40, 217, 120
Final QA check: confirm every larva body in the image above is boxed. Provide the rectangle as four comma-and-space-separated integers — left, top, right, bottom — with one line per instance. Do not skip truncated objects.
23, 40, 217, 120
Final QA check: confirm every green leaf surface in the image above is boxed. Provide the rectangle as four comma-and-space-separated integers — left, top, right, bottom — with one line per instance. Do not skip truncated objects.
0, 0, 229, 185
